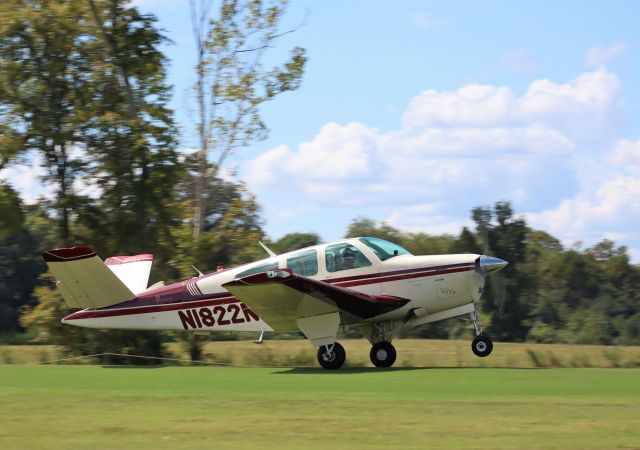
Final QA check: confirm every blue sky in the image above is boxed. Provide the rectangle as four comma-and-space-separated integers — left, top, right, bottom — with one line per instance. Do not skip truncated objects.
3, 1, 640, 259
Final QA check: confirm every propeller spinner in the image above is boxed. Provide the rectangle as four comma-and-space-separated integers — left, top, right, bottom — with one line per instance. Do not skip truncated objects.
475, 255, 508, 275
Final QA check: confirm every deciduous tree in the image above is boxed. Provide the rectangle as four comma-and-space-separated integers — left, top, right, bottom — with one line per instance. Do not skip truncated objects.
189, 0, 306, 239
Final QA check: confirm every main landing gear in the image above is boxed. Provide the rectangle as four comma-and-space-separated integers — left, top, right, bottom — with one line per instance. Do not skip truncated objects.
469, 310, 493, 357
316, 321, 400, 370
364, 322, 400, 368
316, 340, 398, 369
370, 341, 396, 367
317, 342, 346, 370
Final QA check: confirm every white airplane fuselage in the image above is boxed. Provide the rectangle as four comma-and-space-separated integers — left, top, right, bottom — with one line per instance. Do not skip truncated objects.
62, 238, 487, 334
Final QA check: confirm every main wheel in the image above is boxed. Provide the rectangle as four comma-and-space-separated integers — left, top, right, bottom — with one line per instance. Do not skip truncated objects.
317, 342, 346, 370
370, 342, 397, 368
471, 335, 493, 357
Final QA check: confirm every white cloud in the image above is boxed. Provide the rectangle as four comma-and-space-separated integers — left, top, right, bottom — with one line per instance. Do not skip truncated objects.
585, 42, 628, 67
245, 145, 293, 185
247, 123, 378, 187
402, 69, 619, 135
245, 68, 638, 253
502, 49, 538, 74
410, 12, 447, 30
610, 138, 640, 172
385, 204, 472, 236
527, 138, 640, 248
247, 68, 618, 200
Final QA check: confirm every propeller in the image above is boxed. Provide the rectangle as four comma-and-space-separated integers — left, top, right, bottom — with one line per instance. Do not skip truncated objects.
478, 226, 508, 317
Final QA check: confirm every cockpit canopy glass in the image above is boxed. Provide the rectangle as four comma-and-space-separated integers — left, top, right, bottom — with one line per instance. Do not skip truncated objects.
359, 237, 412, 261
287, 249, 318, 276
325, 243, 372, 273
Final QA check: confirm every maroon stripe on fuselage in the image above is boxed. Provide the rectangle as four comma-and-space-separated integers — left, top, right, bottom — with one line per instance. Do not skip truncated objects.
65, 296, 237, 320
64, 262, 476, 321
332, 263, 475, 288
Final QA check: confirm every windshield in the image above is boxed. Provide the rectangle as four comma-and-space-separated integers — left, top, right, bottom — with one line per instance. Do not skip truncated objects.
359, 237, 411, 261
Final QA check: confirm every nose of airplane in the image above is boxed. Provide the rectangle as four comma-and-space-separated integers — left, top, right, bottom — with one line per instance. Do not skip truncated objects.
476, 255, 508, 274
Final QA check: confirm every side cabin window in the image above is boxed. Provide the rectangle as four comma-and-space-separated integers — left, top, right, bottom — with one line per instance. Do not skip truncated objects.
235, 261, 279, 278
325, 243, 372, 273
286, 249, 318, 276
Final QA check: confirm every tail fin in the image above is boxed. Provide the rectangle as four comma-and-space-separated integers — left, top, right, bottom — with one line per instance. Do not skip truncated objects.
43, 246, 136, 309
104, 254, 154, 295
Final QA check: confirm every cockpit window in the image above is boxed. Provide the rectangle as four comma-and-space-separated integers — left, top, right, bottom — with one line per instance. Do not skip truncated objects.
287, 249, 318, 276
235, 261, 279, 278
325, 243, 372, 273
359, 237, 411, 261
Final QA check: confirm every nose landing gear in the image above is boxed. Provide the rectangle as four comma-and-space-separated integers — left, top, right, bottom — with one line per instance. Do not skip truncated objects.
469, 310, 493, 357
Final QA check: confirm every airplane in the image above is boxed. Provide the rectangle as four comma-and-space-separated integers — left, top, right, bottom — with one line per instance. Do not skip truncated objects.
42, 237, 507, 370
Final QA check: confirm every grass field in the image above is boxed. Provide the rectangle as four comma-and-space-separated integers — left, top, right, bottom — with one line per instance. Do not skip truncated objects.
1, 365, 639, 449
3, 338, 640, 368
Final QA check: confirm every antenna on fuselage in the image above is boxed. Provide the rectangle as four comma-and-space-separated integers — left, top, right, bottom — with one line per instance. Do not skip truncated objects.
191, 265, 204, 277
258, 241, 277, 257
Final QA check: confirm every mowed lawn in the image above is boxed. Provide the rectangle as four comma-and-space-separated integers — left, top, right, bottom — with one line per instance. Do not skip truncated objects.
1, 365, 639, 449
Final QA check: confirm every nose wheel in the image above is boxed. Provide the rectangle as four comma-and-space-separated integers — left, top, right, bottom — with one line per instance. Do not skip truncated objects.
370, 342, 396, 367
469, 310, 493, 357
471, 334, 493, 357
317, 342, 346, 370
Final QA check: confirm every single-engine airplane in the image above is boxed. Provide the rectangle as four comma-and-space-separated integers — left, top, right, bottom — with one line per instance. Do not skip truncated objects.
43, 237, 507, 369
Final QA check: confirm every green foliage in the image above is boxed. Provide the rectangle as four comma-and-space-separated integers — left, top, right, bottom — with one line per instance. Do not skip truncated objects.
0, 0, 95, 245
345, 216, 402, 242
2, 0, 185, 360
269, 232, 321, 253
0, 186, 46, 333
0, 183, 23, 241
527, 321, 558, 344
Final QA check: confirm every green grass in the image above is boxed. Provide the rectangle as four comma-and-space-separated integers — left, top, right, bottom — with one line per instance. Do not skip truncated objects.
1, 365, 639, 449
184, 339, 640, 368
3, 339, 640, 368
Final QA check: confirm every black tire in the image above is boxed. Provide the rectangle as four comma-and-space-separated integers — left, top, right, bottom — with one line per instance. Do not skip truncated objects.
370, 342, 397, 368
317, 342, 346, 370
471, 335, 493, 357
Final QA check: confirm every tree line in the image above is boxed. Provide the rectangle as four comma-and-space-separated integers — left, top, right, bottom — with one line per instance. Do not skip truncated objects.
0, 0, 305, 361
1, 1, 638, 362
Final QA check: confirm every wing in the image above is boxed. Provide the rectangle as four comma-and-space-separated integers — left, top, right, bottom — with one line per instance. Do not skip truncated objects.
222, 269, 410, 331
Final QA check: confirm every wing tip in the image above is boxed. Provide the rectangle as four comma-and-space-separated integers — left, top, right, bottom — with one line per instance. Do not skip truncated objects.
42, 246, 96, 263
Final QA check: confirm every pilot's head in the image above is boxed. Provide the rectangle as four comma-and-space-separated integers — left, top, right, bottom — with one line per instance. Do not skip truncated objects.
343, 247, 356, 268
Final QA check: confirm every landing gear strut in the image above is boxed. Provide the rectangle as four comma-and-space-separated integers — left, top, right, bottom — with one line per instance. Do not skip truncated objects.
361, 322, 400, 368
370, 342, 396, 367
317, 342, 346, 370
470, 310, 493, 357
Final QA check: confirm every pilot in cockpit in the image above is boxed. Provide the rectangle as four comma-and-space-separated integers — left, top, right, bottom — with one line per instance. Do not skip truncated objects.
339, 247, 357, 270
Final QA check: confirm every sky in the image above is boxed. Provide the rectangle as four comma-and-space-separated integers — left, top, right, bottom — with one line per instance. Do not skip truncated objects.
3, 1, 640, 259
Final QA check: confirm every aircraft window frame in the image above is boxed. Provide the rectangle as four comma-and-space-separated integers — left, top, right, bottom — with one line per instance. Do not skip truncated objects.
286, 249, 318, 277
359, 237, 412, 261
235, 261, 279, 278
325, 243, 372, 273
